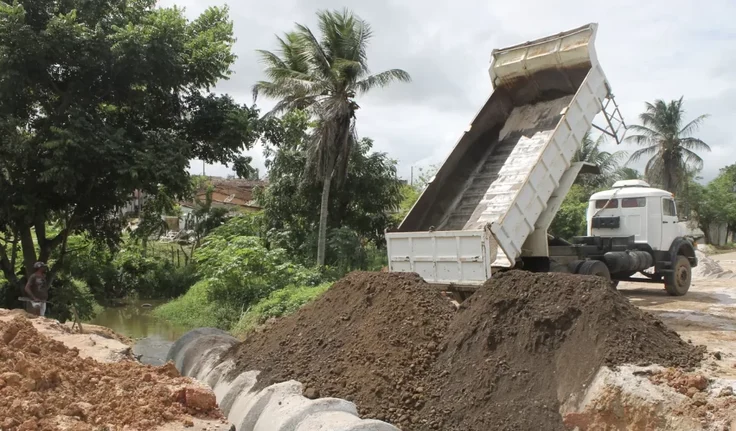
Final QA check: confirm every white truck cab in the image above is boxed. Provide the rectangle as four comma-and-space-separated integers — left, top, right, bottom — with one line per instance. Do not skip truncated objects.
561, 179, 697, 296
587, 180, 686, 251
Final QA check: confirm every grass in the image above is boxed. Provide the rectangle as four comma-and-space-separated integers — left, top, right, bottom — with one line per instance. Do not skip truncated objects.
231, 283, 331, 337
152, 280, 223, 329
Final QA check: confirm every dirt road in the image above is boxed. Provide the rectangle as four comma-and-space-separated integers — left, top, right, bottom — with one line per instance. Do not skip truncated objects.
619, 251, 736, 378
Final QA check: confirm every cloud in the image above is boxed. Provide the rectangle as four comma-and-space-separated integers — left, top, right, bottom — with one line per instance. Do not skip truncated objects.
161, 0, 735, 183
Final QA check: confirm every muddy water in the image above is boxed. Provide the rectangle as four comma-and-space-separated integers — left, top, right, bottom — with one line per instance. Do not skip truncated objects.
88, 300, 187, 366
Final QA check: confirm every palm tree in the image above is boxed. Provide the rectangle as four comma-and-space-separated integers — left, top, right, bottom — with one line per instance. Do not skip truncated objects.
626, 97, 710, 194
253, 9, 411, 266
573, 132, 628, 189
616, 167, 643, 181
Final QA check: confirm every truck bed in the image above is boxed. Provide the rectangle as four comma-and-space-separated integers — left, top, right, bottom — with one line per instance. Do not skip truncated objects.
390, 23, 617, 273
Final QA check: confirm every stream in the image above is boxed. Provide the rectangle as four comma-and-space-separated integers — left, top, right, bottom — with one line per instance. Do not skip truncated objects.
88, 300, 187, 366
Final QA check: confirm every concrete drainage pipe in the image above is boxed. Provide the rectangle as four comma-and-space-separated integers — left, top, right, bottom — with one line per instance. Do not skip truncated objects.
166, 328, 400, 431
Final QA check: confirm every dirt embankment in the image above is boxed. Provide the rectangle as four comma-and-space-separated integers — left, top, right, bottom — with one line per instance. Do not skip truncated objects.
223, 270, 706, 431
0, 315, 227, 431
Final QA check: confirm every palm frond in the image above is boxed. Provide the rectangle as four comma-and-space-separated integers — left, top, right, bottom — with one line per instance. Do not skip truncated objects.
356, 69, 411, 94
628, 145, 660, 164
679, 114, 709, 137
679, 137, 711, 153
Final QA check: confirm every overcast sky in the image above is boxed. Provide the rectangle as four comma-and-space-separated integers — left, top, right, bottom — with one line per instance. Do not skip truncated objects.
162, 0, 735, 184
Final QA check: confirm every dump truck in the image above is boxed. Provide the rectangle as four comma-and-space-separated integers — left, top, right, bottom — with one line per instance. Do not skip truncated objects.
386, 23, 697, 296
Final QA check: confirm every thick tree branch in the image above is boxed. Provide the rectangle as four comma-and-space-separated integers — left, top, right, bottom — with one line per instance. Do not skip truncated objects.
19, 227, 37, 276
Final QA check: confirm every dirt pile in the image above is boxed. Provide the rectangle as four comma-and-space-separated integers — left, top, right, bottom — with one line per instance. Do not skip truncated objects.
224, 270, 704, 431
694, 250, 736, 279
421, 271, 705, 431
223, 272, 456, 429
0, 316, 223, 431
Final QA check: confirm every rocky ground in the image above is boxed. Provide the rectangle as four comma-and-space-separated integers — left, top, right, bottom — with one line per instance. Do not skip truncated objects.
0, 309, 232, 431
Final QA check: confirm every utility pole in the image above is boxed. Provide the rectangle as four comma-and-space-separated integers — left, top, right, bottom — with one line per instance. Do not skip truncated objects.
202, 160, 205, 176
410, 166, 414, 187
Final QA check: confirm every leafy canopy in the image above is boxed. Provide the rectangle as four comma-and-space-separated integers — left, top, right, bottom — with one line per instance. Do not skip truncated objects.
256, 110, 403, 267
0, 0, 259, 283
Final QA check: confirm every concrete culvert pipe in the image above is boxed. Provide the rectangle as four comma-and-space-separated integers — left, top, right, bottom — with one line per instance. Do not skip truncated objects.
166, 328, 400, 431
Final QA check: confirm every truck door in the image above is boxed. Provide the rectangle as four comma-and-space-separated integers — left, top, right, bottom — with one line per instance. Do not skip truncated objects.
660, 197, 679, 251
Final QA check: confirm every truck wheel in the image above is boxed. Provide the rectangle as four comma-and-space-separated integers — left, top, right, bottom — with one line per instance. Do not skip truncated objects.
664, 255, 691, 296
578, 260, 612, 285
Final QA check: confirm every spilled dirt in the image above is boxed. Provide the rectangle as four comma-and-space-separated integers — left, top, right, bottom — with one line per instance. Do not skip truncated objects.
224, 270, 705, 431
0, 316, 227, 431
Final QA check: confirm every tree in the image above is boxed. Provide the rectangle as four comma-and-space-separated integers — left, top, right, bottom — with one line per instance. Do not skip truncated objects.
626, 97, 710, 194
0, 1, 259, 289
253, 9, 411, 266
256, 110, 403, 267
549, 184, 589, 240
573, 132, 627, 190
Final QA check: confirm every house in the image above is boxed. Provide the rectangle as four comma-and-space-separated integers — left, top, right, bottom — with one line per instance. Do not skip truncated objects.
177, 177, 267, 231
195, 177, 265, 212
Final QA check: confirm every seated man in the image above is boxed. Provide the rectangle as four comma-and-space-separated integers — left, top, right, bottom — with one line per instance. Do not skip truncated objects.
24, 261, 49, 317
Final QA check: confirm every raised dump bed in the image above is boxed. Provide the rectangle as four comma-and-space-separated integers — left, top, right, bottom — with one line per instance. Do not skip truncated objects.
388, 23, 625, 285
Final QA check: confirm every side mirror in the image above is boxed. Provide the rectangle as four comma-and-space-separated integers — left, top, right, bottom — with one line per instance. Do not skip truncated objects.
679, 215, 689, 222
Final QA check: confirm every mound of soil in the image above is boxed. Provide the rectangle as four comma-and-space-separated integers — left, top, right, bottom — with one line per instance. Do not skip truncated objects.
223, 272, 456, 429
0, 317, 223, 431
223, 270, 704, 431
422, 271, 705, 431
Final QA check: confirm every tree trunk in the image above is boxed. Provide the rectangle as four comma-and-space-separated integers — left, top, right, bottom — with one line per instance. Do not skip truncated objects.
19, 227, 37, 276
317, 172, 333, 267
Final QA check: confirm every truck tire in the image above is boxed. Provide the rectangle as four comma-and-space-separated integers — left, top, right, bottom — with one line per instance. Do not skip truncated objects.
664, 255, 691, 296
577, 260, 612, 284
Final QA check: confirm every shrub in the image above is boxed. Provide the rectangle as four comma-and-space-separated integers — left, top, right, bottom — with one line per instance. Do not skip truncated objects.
153, 280, 224, 329
194, 234, 322, 329
231, 282, 331, 336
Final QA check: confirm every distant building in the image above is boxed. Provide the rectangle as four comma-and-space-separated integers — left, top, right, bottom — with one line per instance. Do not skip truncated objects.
182, 177, 266, 212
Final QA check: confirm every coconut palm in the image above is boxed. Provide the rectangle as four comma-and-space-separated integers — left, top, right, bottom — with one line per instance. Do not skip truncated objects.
616, 167, 643, 181
253, 9, 411, 266
626, 97, 710, 194
573, 132, 627, 189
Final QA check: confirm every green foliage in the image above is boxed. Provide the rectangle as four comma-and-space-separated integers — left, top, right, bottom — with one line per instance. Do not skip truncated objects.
158, 216, 324, 330
0, 0, 259, 285
573, 133, 628, 190
112, 245, 197, 300
153, 280, 222, 329
549, 185, 589, 240
231, 283, 331, 336
257, 111, 403, 270
46, 277, 97, 323
626, 97, 710, 194
688, 165, 736, 243
253, 9, 410, 266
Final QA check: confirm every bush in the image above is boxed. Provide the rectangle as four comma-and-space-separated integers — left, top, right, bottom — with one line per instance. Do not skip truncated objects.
231, 282, 331, 336
62, 237, 197, 304
47, 277, 99, 323
194, 233, 322, 330
153, 280, 224, 329
113, 246, 197, 300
